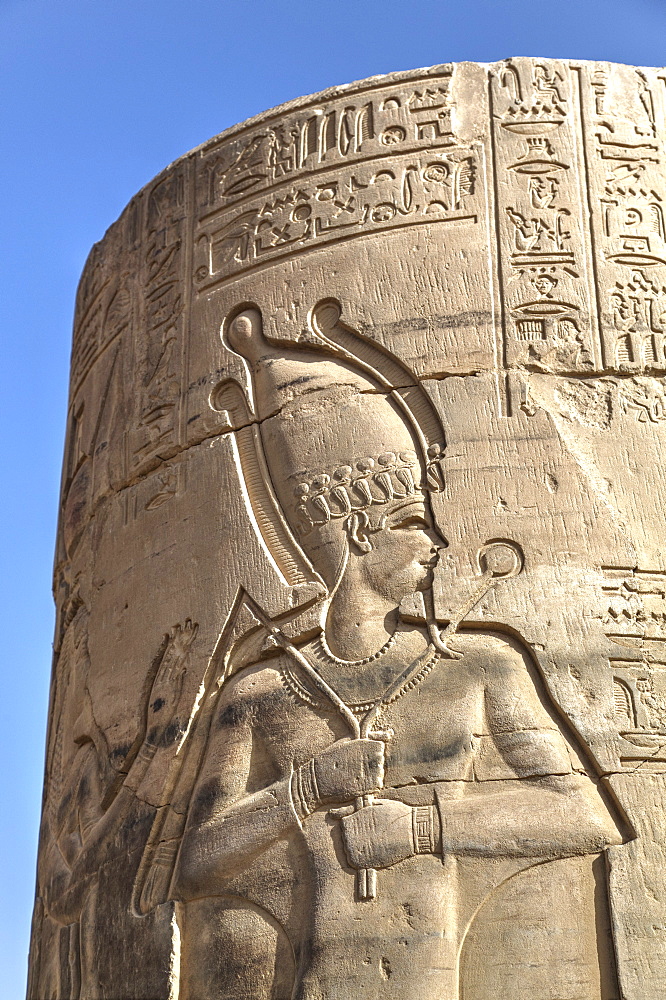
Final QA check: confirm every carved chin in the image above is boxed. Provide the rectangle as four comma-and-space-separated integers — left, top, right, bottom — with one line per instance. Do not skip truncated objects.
377, 566, 431, 601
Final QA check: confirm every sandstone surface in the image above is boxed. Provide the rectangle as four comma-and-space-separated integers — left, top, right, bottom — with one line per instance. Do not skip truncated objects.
28, 58, 666, 999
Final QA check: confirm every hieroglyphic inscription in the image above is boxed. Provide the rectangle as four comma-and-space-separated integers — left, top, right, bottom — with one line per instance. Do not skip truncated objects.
70, 240, 132, 392
616, 375, 666, 423
197, 71, 457, 214
604, 566, 666, 768
130, 172, 187, 472
604, 566, 666, 634
610, 270, 666, 366
583, 64, 666, 370
123, 463, 184, 524
65, 229, 134, 561
192, 70, 486, 285
194, 149, 479, 286
489, 60, 600, 373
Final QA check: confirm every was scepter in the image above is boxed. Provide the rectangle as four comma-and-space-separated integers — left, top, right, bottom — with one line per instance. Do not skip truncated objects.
241, 540, 522, 902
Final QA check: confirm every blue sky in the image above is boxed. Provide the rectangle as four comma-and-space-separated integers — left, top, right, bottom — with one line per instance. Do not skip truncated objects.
2, 0, 665, 994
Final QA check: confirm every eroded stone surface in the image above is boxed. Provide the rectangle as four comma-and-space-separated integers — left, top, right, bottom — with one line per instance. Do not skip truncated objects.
28, 58, 666, 999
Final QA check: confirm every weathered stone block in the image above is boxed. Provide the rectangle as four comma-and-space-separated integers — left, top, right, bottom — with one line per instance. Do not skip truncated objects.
29, 58, 666, 999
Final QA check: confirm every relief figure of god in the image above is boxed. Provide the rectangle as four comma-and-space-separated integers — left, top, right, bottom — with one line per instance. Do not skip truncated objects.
134, 302, 627, 1000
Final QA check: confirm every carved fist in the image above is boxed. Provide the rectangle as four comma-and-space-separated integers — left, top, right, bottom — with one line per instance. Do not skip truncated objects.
336, 799, 416, 870
292, 739, 385, 819
315, 738, 385, 802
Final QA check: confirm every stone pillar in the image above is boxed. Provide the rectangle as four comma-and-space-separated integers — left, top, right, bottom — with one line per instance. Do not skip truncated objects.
29, 59, 666, 1000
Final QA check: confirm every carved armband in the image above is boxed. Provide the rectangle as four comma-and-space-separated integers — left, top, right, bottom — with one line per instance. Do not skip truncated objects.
123, 741, 158, 793
138, 741, 159, 763
412, 805, 438, 855
153, 840, 180, 870
290, 759, 321, 824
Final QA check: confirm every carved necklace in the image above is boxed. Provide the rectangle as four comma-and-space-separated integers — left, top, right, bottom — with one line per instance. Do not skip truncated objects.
313, 628, 398, 667
279, 643, 441, 716
279, 658, 381, 716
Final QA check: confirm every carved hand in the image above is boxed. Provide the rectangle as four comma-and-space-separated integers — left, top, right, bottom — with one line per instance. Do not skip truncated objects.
291, 739, 385, 820
334, 800, 437, 870
146, 620, 198, 734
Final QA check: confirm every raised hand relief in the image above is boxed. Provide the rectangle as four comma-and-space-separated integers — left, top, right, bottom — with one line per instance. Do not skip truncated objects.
146, 620, 198, 730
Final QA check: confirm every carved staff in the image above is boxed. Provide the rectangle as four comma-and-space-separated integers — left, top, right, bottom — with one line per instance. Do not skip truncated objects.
354, 547, 522, 899
243, 541, 523, 901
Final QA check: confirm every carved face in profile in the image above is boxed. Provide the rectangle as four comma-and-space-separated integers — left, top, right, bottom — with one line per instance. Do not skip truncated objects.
303, 495, 446, 605
357, 497, 446, 603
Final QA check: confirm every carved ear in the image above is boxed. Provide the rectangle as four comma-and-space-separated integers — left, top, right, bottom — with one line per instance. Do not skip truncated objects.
345, 511, 373, 554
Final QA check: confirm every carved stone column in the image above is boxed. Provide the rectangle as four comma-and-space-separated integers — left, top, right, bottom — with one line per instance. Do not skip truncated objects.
29, 59, 666, 1000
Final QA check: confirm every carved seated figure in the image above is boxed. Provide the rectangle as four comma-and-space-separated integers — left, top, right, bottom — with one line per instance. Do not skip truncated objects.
169, 308, 625, 1000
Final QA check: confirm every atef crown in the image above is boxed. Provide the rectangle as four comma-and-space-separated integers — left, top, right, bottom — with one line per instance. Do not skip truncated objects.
293, 444, 445, 533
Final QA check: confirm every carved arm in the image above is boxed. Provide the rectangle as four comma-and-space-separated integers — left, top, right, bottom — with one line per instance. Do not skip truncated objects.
425, 639, 625, 860
44, 624, 196, 923
173, 681, 384, 899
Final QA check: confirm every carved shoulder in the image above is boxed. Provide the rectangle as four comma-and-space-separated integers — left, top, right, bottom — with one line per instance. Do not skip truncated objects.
214, 655, 292, 725
446, 629, 534, 677
448, 630, 579, 781
449, 629, 563, 732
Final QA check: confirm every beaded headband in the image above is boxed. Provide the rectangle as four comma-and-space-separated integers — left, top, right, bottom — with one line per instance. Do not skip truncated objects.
292, 444, 445, 533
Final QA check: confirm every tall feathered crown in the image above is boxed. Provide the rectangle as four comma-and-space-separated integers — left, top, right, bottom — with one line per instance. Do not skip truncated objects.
224, 301, 446, 538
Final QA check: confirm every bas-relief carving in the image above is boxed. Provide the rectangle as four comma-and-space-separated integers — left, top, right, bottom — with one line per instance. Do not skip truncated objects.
194, 149, 479, 286
36, 589, 198, 998
128, 303, 626, 1000
30, 58, 666, 1000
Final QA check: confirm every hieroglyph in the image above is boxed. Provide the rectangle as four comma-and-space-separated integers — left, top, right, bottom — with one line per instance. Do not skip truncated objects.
29, 59, 666, 1000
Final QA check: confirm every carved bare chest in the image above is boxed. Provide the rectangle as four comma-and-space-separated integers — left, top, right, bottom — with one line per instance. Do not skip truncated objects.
29, 58, 666, 1000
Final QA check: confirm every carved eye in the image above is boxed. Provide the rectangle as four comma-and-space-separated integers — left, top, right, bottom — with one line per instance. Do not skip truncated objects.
393, 516, 428, 531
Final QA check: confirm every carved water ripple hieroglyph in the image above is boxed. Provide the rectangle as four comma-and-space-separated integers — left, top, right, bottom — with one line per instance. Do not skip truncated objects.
29, 59, 666, 1000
